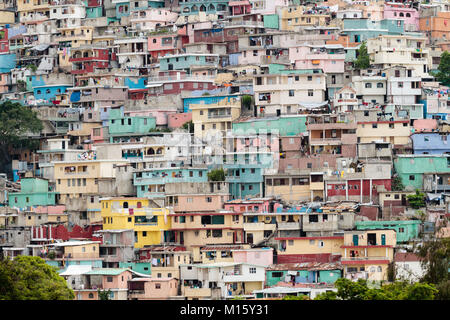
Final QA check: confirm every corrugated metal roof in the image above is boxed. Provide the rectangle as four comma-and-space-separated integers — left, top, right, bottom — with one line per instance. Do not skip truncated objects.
85, 268, 130, 276
266, 262, 343, 271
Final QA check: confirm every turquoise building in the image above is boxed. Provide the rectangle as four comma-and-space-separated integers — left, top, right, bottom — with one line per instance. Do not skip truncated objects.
394, 155, 450, 190
342, 19, 405, 43
108, 106, 156, 143
180, 0, 229, 16
232, 115, 308, 137
355, 220, 421, 244
159, 53, 219, 73
8, 178, 57, 208
266, 267, 342, 287
134, 167, 209, 198
119, 261, 152, 275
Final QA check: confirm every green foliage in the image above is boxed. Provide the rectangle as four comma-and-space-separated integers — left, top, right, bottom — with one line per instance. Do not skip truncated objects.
0, 256, 75, 300
181, 120, 194, 133
98, 289, 112, 300
26, 64, 37, 72
433, 51, 450, 86
435, 280, 450, 300
207, 168, 225, 182
242, 95, 253, 110
353, 42, 370, 70
202, 92, 211, 96
407, 190, 426, 209
416, 237, 450, 285
282, 294, 310, 300
0, 101, 43, 170
314, 278, 437, 300
47, 251, 56, 260
391, 176, 404, 191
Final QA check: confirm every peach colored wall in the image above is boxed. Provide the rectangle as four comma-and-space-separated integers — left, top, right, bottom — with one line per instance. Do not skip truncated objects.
102, 271, 132, 290
168, 113, 192, 128
174, 194, 227, 212
144, 279, 178, 299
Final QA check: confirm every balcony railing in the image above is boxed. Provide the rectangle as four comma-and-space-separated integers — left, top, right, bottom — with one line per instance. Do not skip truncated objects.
341, 256, 390, 262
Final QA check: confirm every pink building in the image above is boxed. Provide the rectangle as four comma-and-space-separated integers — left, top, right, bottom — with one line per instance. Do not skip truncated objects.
125, 109, 177, 126
229, 1, 251, 15
232, 247, 273, 266
0, 73, 10, 93
168, 113, 192, 129
384, 4, 419, 32
413, 119, 438, 133
289, 44, 345, 73
147, 30, 188, 59
128, 277, 179, 300
130, 8, 179, 32
224, 198, 274, 213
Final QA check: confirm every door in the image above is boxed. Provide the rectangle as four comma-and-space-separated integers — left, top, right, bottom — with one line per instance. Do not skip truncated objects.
381, 234, 386, 245
352, 234, 359, 246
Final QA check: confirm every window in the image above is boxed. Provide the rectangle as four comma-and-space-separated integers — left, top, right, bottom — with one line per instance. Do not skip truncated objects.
318, 241, 324, 248
398, 82, 403, 88
249, 267, 256, 274
155, 283, 161, 289
289, 90, 294, 97
308, 90, 313, 97
107, 276, 113, 282
365, 83, 372, 88
409, 175, 415, 181
88, 293, 94, 299
288, 240, 294, 246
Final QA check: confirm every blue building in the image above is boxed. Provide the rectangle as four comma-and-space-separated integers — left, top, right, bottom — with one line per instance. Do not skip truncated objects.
134, 167, 209, 198
411, 133, 450, 155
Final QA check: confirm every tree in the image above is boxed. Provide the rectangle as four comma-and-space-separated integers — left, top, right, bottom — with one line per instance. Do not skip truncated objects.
0, 256, 75, 300
433, 51, 450, 86
0, 101, 43, 172
98, 289, 112, 300
353, 42, 370, 70
314, 278, 437, 300
415, 237, 450, 285
182, 120, 194, 134
407, 190, 426, 209
207, 168, 225, 181
241, 95, 253, 111
391, 176, 404, 191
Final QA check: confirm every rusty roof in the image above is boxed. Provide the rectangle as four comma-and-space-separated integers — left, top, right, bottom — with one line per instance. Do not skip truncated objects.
266, 262, 343, 271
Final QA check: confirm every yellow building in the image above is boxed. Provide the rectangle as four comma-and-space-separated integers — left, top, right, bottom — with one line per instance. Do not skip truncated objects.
0, 10, 15, 24
341, 229, 396, 282
357, 120, 411, 146
53, 159, 128, 203
191, 97, 241, 141
279, 6, 331, 31
170, 211, 244, 252
55, 26, 94, 48
101, 198, 172, 248
275, 236, 344, 263
17, 0, 50, 23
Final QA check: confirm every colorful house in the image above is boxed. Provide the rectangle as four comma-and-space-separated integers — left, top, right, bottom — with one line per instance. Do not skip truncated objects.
100, 197, 172, 248
355, 220, 421, 244
8, 178, 57, 208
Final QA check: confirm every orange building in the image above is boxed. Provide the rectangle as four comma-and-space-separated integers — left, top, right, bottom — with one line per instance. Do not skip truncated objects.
419, 11, 450, 43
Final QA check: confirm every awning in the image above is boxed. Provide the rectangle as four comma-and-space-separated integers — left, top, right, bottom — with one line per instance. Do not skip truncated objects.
427, 193, 442, 201
32, 44, 50, 51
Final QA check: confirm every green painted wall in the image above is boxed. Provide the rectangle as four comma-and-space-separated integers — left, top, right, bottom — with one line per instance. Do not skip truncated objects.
119, 262, 151, 275
232, 116, 307, 136
394, 155, 450, 190
263, 14, 279, 29
355, 220, 421, 243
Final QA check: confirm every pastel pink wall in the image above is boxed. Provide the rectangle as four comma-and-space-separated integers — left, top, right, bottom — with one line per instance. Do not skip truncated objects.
233, 249, 274, 266
168, 113, 192, 129
33, 205, 66, 214
290, 46, 345, 73
224, 200, 271, 213
384, 6, 419, 30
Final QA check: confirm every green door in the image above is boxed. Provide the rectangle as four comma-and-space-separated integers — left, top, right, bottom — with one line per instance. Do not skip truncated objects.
381, 234, 386, 245
352, 235, 358, 246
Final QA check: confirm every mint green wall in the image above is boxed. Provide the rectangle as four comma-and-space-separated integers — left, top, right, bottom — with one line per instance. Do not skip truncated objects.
355, 220, 421, 243
394, 156, 450, 190
264, 14, 279, 29
232, 116, 307, 136
8, 178, 56, 208
119, 262, 151, 275
319, 270, 342, 283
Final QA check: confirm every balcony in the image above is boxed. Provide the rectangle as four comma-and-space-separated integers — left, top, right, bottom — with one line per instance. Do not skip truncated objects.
309, 138, 342, 146
183, 287, 212, 298
341, 256, 391, 263
277, 222, 300, 230
243, 222, 275, 231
